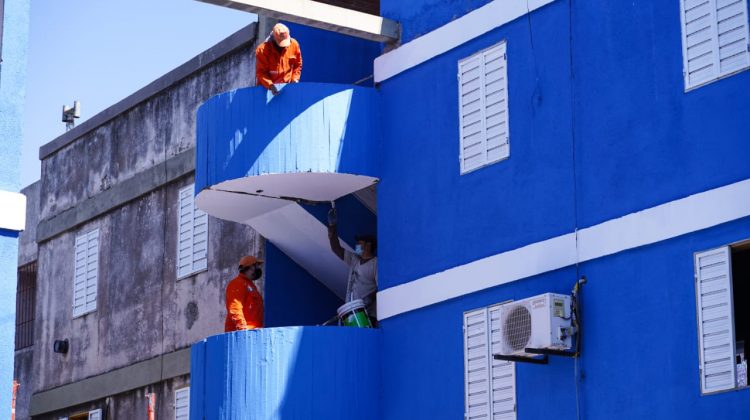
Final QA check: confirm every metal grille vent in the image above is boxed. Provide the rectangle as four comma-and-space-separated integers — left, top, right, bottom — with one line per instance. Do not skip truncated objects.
503, 305, 532, 353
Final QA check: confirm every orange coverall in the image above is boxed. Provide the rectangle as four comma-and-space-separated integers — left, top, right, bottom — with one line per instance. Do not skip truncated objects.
255, 38, 302, 89
224, 274, 264, 332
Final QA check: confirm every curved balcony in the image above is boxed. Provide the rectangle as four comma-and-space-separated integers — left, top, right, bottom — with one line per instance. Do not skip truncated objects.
195, 83, 379, 209
190, 327, 380, 419
194, 83, 379, 298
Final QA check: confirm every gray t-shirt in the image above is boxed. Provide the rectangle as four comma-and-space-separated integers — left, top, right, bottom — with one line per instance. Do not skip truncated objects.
344, 250, 378, 318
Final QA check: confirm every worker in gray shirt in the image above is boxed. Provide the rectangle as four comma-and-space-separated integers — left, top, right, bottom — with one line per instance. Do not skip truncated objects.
327, 208, 378, 322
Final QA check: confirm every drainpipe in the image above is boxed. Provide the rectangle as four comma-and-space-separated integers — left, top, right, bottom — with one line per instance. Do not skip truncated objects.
11, 380, 19, 420
146, 392, 156, 420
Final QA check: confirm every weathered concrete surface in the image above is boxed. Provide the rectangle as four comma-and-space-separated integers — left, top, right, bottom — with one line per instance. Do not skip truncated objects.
18, 181, 39, 265
31, 375, 190, 420
36, 148, 194, 242
12, 347, 34, 420
28, 348, 190, 416
38, 29, 256, 222
20, 22, 264, 419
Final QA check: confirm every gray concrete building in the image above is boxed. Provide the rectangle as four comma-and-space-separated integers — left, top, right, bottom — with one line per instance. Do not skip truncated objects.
14, 22, 264, 420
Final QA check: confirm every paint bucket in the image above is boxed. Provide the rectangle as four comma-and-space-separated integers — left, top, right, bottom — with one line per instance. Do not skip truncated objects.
336, 299, 372, 328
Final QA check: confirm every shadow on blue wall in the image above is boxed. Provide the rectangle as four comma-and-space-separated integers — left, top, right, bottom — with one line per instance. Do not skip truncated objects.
265, 242, 343, 326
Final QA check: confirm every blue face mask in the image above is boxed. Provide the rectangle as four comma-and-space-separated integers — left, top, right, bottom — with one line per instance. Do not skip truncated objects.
354, 244, 364, 256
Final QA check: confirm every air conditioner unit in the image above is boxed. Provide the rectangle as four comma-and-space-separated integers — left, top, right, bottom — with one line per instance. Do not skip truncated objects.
498, 293, 573, 357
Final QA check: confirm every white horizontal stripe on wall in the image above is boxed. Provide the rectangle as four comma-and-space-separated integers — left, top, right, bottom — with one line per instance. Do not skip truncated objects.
0, 190, 26, 232
374, 0, 557, 83
377, 178, 750, 320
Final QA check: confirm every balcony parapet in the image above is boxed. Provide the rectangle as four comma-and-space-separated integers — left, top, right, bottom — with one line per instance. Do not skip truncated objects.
195, 83, 380, 207
190, 327, 381, 419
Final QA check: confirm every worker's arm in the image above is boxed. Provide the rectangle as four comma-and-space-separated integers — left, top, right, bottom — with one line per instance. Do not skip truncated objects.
292, 42, 302, 83
255, 46, 274, 90
328, 225, 345, 261
226, 282, 248, 331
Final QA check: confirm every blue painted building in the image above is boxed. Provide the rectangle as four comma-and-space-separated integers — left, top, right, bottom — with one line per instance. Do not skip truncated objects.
0, 0, 29, 415
193, 1, 750, 418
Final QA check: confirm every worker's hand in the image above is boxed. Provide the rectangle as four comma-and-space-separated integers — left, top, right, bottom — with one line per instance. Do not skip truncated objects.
327, 208, 337, 226
270, 84, 279, 95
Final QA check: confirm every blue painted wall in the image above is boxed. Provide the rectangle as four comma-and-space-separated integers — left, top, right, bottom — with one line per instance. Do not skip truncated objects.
0, 0, 29, 413
191, 327, 381, 419
379, 217, 750, 419
572, 0, 750, 227
374, 0, 750, 418
285, 23, 380, 85
378, 0, 575, 289
380, 0, 493, 43
264, 242, 343, 327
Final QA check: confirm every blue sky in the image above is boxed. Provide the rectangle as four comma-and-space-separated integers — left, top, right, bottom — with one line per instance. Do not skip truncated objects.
21, 0, 254, 186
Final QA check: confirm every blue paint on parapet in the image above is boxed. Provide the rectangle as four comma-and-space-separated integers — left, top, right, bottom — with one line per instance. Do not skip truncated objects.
264, 243, 343, 327
191, 327, 381, 420
195, 83, 380, 195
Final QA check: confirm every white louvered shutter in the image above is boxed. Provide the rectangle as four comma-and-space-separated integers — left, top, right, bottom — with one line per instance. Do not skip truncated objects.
177, 185, 208, 279
459, 42, 509, 174
680, 0, 750, 90
88, 409, 102, 420
489, 305, 516, 420
482, 44, 509, 165
175, 387, 190, 420
695, 247, 737, 394
73, 229, 99, 317
464, 308, 491, 419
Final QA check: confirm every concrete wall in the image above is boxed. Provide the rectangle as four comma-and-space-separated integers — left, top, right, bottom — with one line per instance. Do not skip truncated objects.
32, 375, 190, 420
17, 23, 266, 419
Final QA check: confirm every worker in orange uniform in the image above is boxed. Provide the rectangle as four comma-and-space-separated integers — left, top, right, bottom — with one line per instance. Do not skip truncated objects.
224, 255, 265, 332
255, 23, 302, 95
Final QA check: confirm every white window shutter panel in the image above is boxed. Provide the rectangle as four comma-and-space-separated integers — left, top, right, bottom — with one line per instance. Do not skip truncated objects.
695, 247, 736, 394
73, 233, 88, 317
489, 305, 516, 419
192, 208, 208, 273
681, 0, 750, 90
483, 43, 509, 165
177, 186, 195, 278
464, 308, 491, 420
716, 0, 750, 74
175, 387, 190, 420
85, 229, 99, 313
88, 409, 102, 420
681, 0, 720, 88
177, 184, 209, 279
459, 41, 509, 174
459, 55, 486, 173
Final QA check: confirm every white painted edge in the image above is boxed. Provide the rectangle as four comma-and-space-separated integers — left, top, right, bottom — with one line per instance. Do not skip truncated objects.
0, 190, 26, 232
197, 0, 399, 42
377, 178, 750, 320
374, 0, 556, 83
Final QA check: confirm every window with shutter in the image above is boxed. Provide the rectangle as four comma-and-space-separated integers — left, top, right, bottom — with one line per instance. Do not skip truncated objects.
680, 0, 750, 91
458, 41, 509, 174
694, 246, 741, 394
464, 305, 517, 420
175, 387, 190, 420
177, 185, 209, 279
73, 229, 99, 318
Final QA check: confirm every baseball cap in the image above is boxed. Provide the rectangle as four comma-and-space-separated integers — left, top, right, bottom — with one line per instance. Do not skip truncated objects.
272, 23, 292, 48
